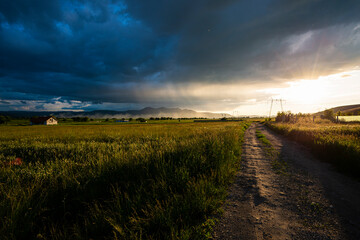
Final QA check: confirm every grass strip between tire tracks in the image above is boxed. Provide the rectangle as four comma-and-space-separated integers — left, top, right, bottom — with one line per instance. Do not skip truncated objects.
255, 129, 288, 176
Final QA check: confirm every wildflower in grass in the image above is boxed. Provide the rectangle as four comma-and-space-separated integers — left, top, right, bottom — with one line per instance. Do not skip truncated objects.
11, 157, 23, 166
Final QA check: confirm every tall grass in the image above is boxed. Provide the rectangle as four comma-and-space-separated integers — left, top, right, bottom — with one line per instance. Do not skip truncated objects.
0, 122, 249, 239
266, 122, 360, 179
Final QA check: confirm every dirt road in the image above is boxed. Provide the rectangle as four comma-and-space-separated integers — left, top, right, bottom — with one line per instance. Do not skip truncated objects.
213, 123, 360, 240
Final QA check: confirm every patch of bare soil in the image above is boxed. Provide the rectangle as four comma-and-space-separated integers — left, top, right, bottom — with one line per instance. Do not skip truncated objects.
213, 123, 360, 239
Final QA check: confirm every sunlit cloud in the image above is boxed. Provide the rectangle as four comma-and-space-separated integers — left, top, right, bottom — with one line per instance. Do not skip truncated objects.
0, 98, 91, 111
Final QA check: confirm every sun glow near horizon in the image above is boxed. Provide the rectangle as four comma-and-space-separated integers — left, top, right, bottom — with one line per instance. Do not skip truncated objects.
231, 69, 360, 116
266, 70, 360, 112
260, 77, 331, 106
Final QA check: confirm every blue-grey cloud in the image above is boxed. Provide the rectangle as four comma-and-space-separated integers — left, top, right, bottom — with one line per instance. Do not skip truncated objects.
1, 0, 360, 110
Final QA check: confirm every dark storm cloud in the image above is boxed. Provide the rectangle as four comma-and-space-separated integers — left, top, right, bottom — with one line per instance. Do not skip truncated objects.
1, 0, 360, 110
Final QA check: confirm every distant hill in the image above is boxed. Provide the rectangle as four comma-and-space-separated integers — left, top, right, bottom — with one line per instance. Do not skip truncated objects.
0, 107, 231, 119
314, 104, 360, 116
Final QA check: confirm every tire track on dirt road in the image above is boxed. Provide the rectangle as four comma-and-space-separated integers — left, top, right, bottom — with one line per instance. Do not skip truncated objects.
213, 122, 359, 239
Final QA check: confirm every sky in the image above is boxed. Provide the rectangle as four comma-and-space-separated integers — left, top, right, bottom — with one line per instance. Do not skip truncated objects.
1, 0, 360, 115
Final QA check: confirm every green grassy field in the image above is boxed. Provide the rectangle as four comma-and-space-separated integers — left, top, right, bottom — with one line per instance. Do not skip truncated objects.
2, 119, 196, 126
338, 115, 360, 122
266, 121, 360, 179
0, 121, 250, 239
59, 119, 196, 125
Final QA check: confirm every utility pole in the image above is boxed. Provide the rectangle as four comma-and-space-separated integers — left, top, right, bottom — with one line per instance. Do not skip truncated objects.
269, 99, 273, 119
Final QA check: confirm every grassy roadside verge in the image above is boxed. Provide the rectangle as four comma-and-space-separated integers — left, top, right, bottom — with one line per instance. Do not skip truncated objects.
255, 129, 288, 175
266, 122, 360, 179
0, 122, 250, 239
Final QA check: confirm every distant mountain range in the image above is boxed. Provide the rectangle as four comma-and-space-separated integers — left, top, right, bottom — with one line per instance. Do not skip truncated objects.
0, 107, 231, 119
314, 104, 360, 116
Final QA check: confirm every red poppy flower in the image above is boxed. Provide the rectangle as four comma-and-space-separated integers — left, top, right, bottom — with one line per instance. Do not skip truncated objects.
11, 157, 23, 166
